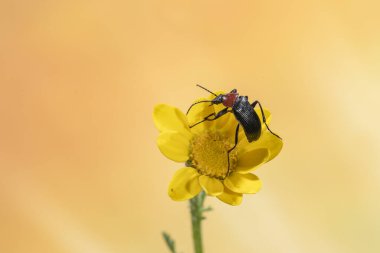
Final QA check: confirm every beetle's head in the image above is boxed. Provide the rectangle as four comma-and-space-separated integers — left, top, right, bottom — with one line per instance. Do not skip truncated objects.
211, 94, 225, 105
221, 90, 239, 107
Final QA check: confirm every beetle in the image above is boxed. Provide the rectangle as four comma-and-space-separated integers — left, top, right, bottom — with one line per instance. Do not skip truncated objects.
186, 84, 281, 177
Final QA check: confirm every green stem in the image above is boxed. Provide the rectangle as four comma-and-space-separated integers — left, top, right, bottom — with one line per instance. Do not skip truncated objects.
189, 191, 207, 253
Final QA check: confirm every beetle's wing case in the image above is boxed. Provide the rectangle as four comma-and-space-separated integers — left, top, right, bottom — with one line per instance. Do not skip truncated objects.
232, 96, 261, 142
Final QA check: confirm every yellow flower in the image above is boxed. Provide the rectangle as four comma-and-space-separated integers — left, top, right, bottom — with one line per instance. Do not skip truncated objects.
153, 93, 283, 206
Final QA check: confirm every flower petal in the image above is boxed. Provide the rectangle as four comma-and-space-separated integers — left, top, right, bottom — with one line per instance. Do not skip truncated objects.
236, 148, 269, 173
186, 97, 215, 134
187, 91, 226, 132
153, 104, 190, 133
215, 112, 238, 139
198, 175, 224, 196
237, 128, 282, 162
259, 130, 283, 162
217, 187, 243, 206
224, 172, 262, 194
168, 167, 201, 201
157, 131, 191, 162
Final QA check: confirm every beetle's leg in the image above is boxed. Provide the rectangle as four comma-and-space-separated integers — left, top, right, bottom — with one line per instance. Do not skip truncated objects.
251, 101, 282, 140
225, 124, 240, 179
186, 100, 213, 115
189, 107, 232, 128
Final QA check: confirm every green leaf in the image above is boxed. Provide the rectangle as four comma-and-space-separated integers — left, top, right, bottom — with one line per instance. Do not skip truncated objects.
162, 231, 178, 253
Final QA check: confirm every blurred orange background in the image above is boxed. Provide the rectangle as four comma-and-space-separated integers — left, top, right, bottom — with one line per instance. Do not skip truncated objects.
1, 1, 380, 252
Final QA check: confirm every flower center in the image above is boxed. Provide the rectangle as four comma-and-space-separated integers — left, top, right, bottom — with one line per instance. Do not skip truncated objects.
188, 131, 237, 180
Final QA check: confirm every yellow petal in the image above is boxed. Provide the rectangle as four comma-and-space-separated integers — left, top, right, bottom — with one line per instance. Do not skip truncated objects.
237, 128, 282, 162
157, 131, 191, 162
168, 167, 201, 201
186, 97, 215, 134
198, 175, 224, 196
236, 148, 269, 173
224, 172, 262, 194
260, 130, 283, 161
153, 104, 190, 133
217, 187, 243, 206
215, 113, 238, 140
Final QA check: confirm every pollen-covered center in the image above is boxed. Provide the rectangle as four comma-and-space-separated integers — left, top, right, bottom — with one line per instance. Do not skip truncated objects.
189, 131, 237, 180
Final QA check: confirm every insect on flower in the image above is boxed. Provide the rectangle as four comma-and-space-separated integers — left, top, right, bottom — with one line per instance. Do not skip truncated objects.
187, 85, 282, 178
153, 86, 283, 205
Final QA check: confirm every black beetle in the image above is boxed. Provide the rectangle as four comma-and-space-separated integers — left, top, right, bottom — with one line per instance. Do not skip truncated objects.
186, 85, 281, 176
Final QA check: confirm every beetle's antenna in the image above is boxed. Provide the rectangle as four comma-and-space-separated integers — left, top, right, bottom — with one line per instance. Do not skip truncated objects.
196, 84, 218, 97
186, 100, 213, 115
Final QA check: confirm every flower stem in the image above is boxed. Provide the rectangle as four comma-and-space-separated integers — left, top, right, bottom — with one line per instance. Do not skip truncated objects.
189, 191, 210, 253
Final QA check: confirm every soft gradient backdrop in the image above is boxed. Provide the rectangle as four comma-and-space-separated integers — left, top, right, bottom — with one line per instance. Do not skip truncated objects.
1, 1, 380, 252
